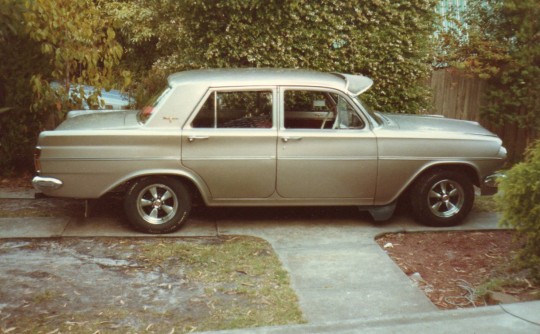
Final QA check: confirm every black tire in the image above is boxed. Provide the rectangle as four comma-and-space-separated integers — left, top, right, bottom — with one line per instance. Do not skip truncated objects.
124, 176, 191, 234
410, 169, 474, 227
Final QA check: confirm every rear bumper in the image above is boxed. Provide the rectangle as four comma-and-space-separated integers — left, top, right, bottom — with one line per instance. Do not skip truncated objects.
481, 173, 505, 196
32, 176, 63, 192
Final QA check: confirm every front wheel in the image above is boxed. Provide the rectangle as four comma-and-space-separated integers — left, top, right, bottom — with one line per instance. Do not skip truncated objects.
410, 170, 474, 227
124, 177, 191, 234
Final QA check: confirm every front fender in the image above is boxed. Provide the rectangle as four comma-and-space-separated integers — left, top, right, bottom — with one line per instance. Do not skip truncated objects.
374, 160, 482, 205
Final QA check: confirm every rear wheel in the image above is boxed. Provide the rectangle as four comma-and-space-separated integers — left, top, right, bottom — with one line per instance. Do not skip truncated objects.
124, 177, 191, 234
410, 170, 474, 227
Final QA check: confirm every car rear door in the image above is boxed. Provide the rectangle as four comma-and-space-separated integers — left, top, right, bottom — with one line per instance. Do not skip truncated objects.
182, 88, 278, 199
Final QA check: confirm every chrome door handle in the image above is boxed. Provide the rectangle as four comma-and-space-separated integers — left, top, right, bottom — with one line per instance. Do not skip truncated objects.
188, 136, 209, 142
281, 137, 303, 142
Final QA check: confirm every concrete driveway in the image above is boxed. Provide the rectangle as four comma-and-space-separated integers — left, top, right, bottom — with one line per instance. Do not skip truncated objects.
1, 191, 539, 333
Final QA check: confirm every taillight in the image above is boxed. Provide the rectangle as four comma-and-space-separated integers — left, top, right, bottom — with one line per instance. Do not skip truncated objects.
34, 147, 41, 173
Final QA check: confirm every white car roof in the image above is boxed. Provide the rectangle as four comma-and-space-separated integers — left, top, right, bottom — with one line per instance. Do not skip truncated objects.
168, 68, 373, 97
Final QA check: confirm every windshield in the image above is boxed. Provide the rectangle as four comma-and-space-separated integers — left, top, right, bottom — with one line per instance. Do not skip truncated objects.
137, 86, 172, 124
354, 96, 382, 126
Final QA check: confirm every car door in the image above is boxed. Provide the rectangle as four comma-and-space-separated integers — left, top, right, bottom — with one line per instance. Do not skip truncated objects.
276, 88, 378, 204
182, 88, 278, 199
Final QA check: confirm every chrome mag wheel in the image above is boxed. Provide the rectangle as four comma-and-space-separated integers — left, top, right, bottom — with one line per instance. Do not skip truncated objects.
428, 179, 465, 218
136, 183, 179, 225
125, 176, 191, 234
410, 170, 474, 227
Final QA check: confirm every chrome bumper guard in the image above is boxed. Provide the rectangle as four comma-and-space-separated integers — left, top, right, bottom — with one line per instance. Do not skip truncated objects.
481, 173, 506, 196
32, 176, 63, 192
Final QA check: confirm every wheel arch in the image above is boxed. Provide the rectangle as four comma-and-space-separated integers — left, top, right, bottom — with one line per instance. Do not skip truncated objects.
102, 169, 210, 204
392, 162, 481, 204
405, 163, 477, 227
415, 163, 481, 187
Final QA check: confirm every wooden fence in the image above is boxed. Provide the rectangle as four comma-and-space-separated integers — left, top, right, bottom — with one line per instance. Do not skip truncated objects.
429, 69, 535, 162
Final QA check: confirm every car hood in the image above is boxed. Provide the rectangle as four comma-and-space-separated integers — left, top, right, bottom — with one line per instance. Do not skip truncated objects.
56, 110, 140, 130
379, 113, 497, 137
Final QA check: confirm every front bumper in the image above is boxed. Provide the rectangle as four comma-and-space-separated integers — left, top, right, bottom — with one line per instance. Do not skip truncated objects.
481, 173, 505, 196
32, 176, 63, 192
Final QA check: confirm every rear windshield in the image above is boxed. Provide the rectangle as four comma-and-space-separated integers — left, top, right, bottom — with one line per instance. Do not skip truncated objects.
137, 86, 172, 124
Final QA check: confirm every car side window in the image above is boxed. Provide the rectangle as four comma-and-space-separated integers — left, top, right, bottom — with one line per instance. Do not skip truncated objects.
192, 91, 273, 128
284, 90, 364, 129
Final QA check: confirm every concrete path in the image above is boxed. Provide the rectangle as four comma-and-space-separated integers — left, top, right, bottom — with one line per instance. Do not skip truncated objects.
201, 301, 540, 333
1, 190, 539, 333
216, 208, 437, 323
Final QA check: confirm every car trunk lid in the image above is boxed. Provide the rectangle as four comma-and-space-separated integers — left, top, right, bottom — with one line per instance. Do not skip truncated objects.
55, 110, 140, 130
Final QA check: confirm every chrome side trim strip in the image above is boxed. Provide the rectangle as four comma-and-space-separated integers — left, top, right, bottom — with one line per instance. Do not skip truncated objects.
40, 157, 180, 162
278, 156, 377, 161
184, 156, 276, 161
379, 156, 504, 161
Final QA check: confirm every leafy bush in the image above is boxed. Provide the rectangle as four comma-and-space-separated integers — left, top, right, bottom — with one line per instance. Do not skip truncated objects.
497, 140, 540, 281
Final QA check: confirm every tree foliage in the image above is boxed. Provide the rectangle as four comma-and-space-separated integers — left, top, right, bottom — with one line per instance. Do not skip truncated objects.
436, 0, 540, 146
103, 0, 184, 76
110, 0, 438, 113
103, 0, 186, 105
24, 0, 130, 127
2, 0, 439, 174
497, 140, 540, 281
1, 0, 131, 174
0, 0, 50, 173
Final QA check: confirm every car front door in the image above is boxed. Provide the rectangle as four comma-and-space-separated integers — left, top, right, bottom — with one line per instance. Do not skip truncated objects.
276, 88, 378, 204
182, 88, 277, 199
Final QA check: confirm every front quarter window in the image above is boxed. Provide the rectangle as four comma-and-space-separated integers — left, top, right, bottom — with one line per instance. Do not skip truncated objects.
354, 96, 382, 126
138, 86, 172, 124
283, 90, 364, 130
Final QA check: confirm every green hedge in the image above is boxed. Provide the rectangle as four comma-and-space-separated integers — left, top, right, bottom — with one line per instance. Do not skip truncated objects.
156, 0, 438, 113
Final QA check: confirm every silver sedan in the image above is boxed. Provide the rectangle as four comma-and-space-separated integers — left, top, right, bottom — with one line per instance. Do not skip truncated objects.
33, 69, 506, 233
